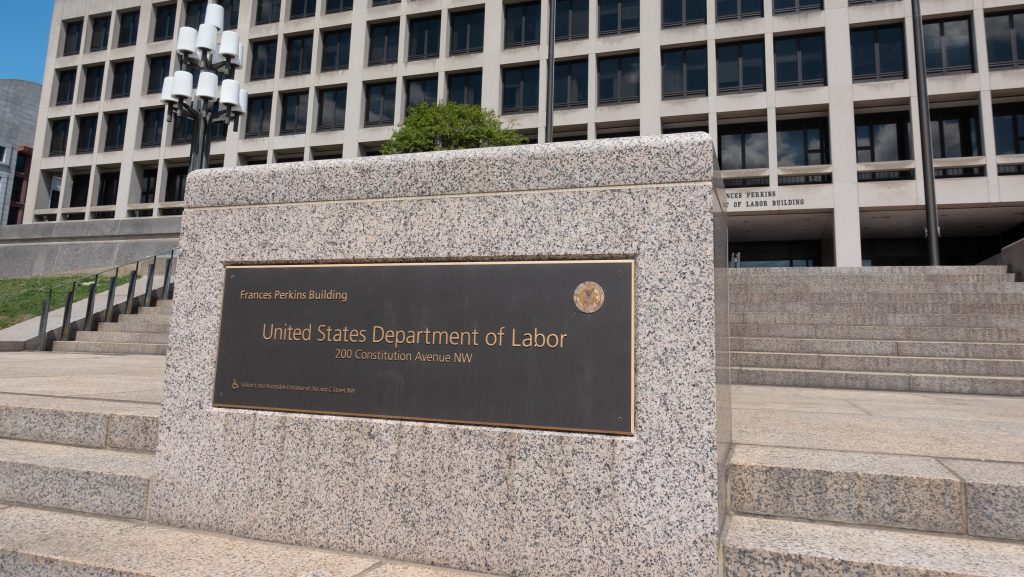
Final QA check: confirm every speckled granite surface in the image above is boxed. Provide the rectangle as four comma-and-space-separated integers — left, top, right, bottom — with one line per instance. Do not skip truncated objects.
943, 460, 1024, 541
153, 135, 728, 577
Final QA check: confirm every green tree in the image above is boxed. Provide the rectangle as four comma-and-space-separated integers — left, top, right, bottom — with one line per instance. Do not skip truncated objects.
381, 102, 527, 155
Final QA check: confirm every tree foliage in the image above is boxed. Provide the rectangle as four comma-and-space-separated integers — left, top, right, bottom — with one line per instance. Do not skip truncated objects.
381, 102, 528, 155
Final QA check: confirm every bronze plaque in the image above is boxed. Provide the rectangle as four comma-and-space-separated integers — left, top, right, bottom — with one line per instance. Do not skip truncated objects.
213, 260, 634, 435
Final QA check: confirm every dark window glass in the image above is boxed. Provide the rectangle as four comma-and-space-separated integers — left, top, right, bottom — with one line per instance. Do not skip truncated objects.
112, 61, 133, 98
556, 0, 589, 40
326, 0, 354, 13
148, 55, 171, 93
448, 71, 482, 105
172, 116, 194, 144
154, 5, 176, 41
986, 12, 1024, 69
50, 119, 70, 156
256, 0, 282, 24
141, 108, 164, 147
717, 0, 762, 21
165, 166, 187, 202
451, 9, 485, 54
77, 116, 98, 154
717, 40, 765, 92
251, 40, 278, 80
369, 21, 401, 65
599, 0, 640, 34
502, 65, 540, 113
855, 112, 912, 162
186, 1, 206, 28
317, 87, 347, 130
69, 174, 90, 207
994, 103, 1024, 154
15, 152, 27, 172
140, 168, 158, 203
409, 16, 441, 60
97, 172, 119, 206
505, 2, 541, 47
90, 15, 110, 51
118, 10, 139, 47
930, 107, 981, 158
83, 65, 104, 102
64, 20, 83, 56
719, 123, 769, 169
777, 118, 829, 166
281, 91, 309, 134
598, 53, 640, 103
286, 34, 314, 75
56, 70, 76, 105
245, 96, 273, 137
365, 81, 397, 126
105, 112, 128, 151
663, 0, 706, 26
662, 46, 708, 97
291, 0, 316, 19
322, 29, 351, 70
373, 0, 401, 5
406, 77, 438, 110
554, 59, 588, 107
774, 0, 821, 14
210, 109, 228, 141
851, 25, 905, 81
222, 0, 240, 29
924, 18, 974, 75
775, 33, 826, 88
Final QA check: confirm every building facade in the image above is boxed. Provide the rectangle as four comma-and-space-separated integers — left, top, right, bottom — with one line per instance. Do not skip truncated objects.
0, 79, 41, 226
24, 0, 1024, 265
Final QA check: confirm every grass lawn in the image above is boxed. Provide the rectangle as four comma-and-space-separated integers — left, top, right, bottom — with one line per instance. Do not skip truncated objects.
0, 275, 130, 331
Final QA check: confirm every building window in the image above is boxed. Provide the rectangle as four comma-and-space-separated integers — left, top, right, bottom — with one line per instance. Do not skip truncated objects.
148, 55, 171, 93
855, 112, 912, 162
118, 10, 139, 47
451, 9, 485, 55
165, 166, 188, 202
775, 33, 826, 88
556, 0, 589, 40
986, 12, 1024, 69
245, 95, 273, 137
291, 0, 316, 19
97, 172, 119, 206
598, 53, 640, 104
83, 65, 104, 102
140, 168, 157, 203
774, 0, 820, 14
77, 116, 98, 154
662, 46, 708, 97
663, 0, 706, 26
105, 112, 128, 151
64, 20, 83, 56
502, 65, 540, 113
210, 112, 228, 141
505, 2, 541, 47
717, 0, 762, 21
172, 116, 194, 145
185, 1, 206, 28
924, 18, 974, 75
285, 34, 313, 75
851, 25, 905, 81
372, 0, 401, 5
280, 91, 309, 134
717, 40, 765, 93
554, 59, 588, 108
56, 70, 76, 105
369, 21, 401, 65
599, 0, 640, 35
406, 76, 438, 110
777, 118, 829, 166
251, 40, 278, 80
994, 103, 1024, 154
141, 108, 164, 148
365, 81, 397, 126
69, 174, 90, 207
90, 15, 110, 52
256, 0, 282, 24
322, 29, 351, 71
153, 4, 176, 42
222, 0, 240, 29
409, 15, 441, 60
719, 123, 769, 169
326, 0, 353, 13
50, 119, 70, 157
317, 87, 346, 131
448, 71, 482, 105
112, 62, 133, 98
930, 107, 981, 158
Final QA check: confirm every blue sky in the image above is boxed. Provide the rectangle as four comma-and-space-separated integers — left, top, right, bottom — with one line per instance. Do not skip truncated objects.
0, 1, 55, 84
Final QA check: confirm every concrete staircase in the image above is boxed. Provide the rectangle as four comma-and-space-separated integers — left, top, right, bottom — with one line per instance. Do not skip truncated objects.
52, 299, 172, 355
730, 266, 1024, 396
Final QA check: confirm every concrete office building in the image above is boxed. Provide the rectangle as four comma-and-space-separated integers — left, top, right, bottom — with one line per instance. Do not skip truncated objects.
0, 79, 41, 226
22, 0, 1024, 266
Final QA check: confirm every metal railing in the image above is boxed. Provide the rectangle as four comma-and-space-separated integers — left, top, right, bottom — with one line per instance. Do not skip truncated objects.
36, 248, 179, 351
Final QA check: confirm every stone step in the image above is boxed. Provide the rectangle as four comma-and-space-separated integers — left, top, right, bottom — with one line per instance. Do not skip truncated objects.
53, 340, 168, 356
731, 337, 1024, 361
727, 291, 1024, 305
732, 367, 1024, 395
117, 312, 173, 325
97, 320, 170, 334
733, 351, 1024, 377
730, 281, 1024, 294
730, 323, 1024, 344
136, 305, 173, 316
724, 515, 1024, 577
729, 265, 1009, 275
0, 438, 152, 519
0, 393, 159, 451
728, 445, 1024, 540
731, 312, 1024, 329
76, 330, 170, 345
731, 272, 1017, 283
731, 301, 1024, 315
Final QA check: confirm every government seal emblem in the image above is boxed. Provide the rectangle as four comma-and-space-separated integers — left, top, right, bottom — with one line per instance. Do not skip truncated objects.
573, 281, 605, 314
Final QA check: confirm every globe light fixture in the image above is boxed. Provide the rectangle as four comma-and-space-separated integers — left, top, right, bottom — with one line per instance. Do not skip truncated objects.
161, 1, 248, 172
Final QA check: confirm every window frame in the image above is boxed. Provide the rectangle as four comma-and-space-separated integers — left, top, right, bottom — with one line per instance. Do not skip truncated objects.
598, 53, 641, 104
773, 0, 821, 15
245, 95, 274, 138
256, 0, 282, 24
368, 20, 401, 65
716, 0, 763, 22
923, 16, 975, 76
364, 81, 397, 127
855, 112, 913, 163
83, 64, 105, 103
774, 33, 827, 88
250, 39, 279, 80
599, 0, 640, 36
280, 90, 309, 135
49, 119, 71, 157
929, 106, 982, 158
850, 24, 906, 82
986, 11, 1024, 69
405, 76, 439, 111
450, 8, 485, 55
153, 4, 176, 42
291, 0, 317, 20
321, 28, 351, 71
148, 55, 171, 94
448, 70, 483, 105
776, 117, 830, 166
553, 58, 589, 108
64, 20, 83, 56
77, 115, 99, 154
409, 15, 442, 60
556, 0, 590, 40
90, 14, 111, 52
663, 0, 707, 27
56, 69, 76, 106
717, 39, 766, 93
718, 122, 770, 170
285, 34, 314, 76
662, 45, 708, 98
502, 64, 540, 114
97, 172, 119, 206
111, 61, 133, 99
326, 0, 354, 14
117, 10, 139, 47
317, 86, 347, 131
140, 108, 165, 148
504, 1, 542, 48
